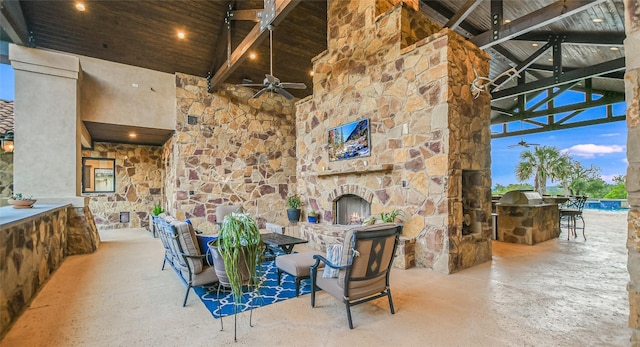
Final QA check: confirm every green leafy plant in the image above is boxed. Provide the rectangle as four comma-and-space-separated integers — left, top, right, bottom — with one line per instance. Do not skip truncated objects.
380, 209, 403, 223
152, 204, 165, 216
286, 194, 301, 210
217, 212, 265, 303
308, 209, 318, 216
10, 193, 33, 200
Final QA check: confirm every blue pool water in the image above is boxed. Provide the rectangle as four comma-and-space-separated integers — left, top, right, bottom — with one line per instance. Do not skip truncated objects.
585, 200, 629, 211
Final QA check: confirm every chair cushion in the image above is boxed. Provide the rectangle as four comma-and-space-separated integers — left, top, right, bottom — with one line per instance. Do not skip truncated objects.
196, 235, 217, 266
338, 223, 399, 286
171, 220, 203, 274
276, 251, 323, 277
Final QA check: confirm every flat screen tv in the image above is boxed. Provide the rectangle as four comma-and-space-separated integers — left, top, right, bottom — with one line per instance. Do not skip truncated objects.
328, 119, 371, 162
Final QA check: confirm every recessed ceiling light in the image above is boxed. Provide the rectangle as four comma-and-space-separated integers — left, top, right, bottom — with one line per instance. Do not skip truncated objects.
592, 18, 603, 23
532, 43, 539, 47
75, 2, 86, 11
309, 70, 314, 76
248, 52, 257, 60
504, 19, 511, 23
129, 133, 137, 138
548, 58, 553, 61
610, 46, 620, 51
177, 32, 186, 39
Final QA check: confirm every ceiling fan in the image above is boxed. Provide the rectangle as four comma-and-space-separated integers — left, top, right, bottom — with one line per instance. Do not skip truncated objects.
238, 25, 307, 100
507, 139, 541, 148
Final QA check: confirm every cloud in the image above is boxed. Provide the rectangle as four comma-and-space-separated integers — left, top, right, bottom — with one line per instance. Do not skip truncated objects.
561, 144, 625, 158
601, 133, 621, 137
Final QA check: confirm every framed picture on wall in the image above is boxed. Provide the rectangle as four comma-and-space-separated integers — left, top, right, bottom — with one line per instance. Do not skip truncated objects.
328, 118, 371, 161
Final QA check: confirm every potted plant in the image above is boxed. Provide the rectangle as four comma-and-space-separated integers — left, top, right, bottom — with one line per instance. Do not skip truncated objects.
152, 204, 165, 216
286, 194, 302, 222
208, 212, 265, 302
8, 193, 37, 209
307, 209, 319, 223
380, 208, 405, 223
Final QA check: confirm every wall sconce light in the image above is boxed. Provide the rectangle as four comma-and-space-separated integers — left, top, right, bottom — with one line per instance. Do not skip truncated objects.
1, 132, 14, 153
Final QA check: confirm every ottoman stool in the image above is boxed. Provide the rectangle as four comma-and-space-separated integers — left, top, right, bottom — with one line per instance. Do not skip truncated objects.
275, 251, 323, 297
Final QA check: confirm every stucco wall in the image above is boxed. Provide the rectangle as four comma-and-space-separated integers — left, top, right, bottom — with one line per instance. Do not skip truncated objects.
79, 56, 175, 130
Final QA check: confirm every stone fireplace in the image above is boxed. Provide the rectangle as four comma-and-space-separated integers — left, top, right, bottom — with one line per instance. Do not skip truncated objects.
295, 0, 493, 274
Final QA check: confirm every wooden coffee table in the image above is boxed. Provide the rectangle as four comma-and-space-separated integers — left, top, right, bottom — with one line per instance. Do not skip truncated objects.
261, 233, 308, 254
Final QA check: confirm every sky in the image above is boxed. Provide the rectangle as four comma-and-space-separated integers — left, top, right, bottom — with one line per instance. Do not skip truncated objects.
0, 63, 629, 187
491, 90, 628, 187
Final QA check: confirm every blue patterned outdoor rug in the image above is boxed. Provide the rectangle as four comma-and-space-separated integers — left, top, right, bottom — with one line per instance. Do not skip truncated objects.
193, 259, 312, 318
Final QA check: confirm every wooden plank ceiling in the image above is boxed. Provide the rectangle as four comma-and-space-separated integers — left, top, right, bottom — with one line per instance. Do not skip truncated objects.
3, 0, 626, 145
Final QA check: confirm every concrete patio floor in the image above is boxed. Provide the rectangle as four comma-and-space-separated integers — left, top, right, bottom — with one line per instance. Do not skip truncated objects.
0, 210, 630, 346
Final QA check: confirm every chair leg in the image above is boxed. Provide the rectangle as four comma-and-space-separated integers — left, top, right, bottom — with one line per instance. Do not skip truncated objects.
387, 290, 395, 314
345, 302, 354, 329
295, 277, 301, 297
311, 274, 316, 307
183, 285, 191, 307
580, 216, 586, 240
276, 269, 282, 285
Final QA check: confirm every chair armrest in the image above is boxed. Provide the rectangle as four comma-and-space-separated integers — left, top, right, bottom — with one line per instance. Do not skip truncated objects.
181, 253, 206, 260
310, 254, 348, 272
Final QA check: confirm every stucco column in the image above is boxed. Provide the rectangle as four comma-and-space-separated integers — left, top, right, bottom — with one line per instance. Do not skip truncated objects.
625, 0, 640, 344
9, 44, 83, 200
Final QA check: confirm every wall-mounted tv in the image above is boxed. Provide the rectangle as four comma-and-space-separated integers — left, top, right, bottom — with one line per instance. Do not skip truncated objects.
328, 118, 371, 161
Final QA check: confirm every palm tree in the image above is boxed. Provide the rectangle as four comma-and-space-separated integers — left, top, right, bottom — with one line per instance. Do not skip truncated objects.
515, 146, 566, 195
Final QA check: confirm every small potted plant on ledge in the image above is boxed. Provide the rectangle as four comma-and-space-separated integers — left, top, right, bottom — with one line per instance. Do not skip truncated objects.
307, 209, 319, 223
8, 193, 37, 209
286, 194, 302, 222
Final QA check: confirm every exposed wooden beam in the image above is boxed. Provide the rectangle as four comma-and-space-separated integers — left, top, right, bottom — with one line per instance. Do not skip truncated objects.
0, 0, 30, 45
492, 40, 553, 91
528, 64, 625, 80
492, 57, 625, 100
208, 0, 301, 92
445, 0, 483, 30
472, 0, 608, 49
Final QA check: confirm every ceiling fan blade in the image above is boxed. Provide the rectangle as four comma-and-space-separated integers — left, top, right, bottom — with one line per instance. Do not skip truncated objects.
265, 74, 278, 84
275, 87, 295, 100
252, 87, 270, 99
238, 83, 266, 87
279, 82, 307, 89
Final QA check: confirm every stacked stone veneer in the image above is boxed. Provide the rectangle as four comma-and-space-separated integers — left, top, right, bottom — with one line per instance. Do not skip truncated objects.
625, 0, 640, 342
166, 74, 297, 233
0, 206, 67, 338
0, 152, 13, 201
496, 204, 560, 245
82, 142, 164, 230
295, 0, 492, 273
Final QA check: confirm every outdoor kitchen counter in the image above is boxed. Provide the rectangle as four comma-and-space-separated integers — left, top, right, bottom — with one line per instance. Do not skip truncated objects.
496, 202, 561, 245
0, 203, 70, 228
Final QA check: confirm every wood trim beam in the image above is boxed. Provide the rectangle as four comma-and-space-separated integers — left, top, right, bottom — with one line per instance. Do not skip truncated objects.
471, 0, 608, 49
491, 57, 625, 100
0, 0, 30, 45
207, 0, 301, 92
445, 0, 483, 30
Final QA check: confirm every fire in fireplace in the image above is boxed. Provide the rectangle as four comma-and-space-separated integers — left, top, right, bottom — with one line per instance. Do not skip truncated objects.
335, 194, 371, 225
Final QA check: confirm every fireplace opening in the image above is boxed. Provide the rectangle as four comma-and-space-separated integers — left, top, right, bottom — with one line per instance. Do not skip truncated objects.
335, 194, 371, 225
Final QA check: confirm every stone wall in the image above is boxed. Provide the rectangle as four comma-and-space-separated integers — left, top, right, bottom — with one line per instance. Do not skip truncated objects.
625, 0, 640, 343
169, 74, 297, 233
0, 205, 68, 338
496, 204, 560, 245
0, 152, 13, 202
295, 1, 492, 273
82, 142, 164, 230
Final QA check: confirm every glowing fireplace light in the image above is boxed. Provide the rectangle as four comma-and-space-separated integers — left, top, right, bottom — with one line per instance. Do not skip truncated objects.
350, 212, 361, 225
